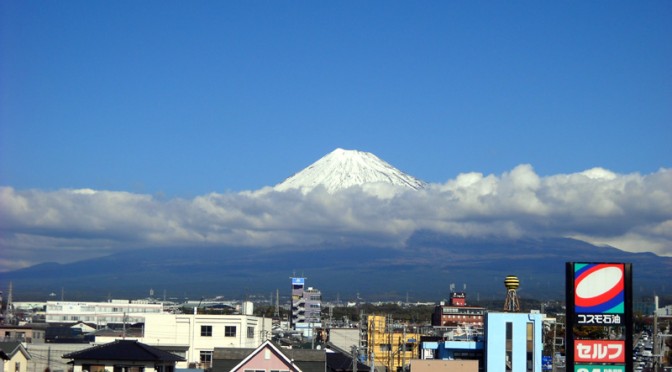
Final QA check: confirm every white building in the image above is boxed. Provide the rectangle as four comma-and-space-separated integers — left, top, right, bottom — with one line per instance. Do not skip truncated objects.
95, 310, 272, 369
656, 304, 672, 317
45, 300, 164, 325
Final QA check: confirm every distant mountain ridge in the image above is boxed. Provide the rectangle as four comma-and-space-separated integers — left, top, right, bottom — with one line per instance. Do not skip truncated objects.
2, 233, 670, 302
274, 148, 426, 193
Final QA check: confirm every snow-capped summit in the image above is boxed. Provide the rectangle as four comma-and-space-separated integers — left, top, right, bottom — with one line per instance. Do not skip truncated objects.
274, 148, 426, 193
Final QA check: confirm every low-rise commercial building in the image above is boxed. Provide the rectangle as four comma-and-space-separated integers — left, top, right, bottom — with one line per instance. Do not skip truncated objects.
46, 300, 163, 326
95, 311, 272, 369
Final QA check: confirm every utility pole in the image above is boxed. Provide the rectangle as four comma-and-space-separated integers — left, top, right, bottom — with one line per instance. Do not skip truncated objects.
351, 345, 358, 372
274, 289, 280, 318
402, 325, 406, 372
551, 321, 557, 372
653, 296, 659, 372
329, 306, 333, 329
122, 312, 127, 339
370, 316, 376, 372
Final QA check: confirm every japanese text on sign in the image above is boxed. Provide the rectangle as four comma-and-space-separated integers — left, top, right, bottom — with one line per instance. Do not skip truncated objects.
576, 314, 622, 325
574, 340, 625, 363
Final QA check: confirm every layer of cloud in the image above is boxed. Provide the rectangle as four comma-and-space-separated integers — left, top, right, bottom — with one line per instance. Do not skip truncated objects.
1, 165, 670, 272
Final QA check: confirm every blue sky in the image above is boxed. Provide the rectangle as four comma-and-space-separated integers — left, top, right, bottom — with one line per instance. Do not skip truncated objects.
2, 1, 670, 196
1, 2, 671, 272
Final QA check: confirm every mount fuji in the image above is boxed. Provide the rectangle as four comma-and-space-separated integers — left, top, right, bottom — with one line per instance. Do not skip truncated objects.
274, 148, 426, 193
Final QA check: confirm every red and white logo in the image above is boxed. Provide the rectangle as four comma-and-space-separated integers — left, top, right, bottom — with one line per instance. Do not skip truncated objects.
574, 340, 625, 363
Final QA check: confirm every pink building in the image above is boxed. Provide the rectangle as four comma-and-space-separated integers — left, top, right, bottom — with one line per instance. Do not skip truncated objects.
214, 340, 325, 372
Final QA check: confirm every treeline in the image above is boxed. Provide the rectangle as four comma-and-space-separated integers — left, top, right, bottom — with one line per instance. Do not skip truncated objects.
252, 297, 565, 324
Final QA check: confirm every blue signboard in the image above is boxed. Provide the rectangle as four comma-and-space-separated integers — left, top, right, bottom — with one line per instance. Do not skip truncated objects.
542, 356, 553, 371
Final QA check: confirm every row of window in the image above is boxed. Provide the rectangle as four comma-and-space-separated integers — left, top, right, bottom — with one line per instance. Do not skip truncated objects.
83, 364, 152, 372
441, 308, 484, 314
379, 343, 414, 352
47, 306, 161, 313
200, 325, 256, 338
46, 315, 145, 322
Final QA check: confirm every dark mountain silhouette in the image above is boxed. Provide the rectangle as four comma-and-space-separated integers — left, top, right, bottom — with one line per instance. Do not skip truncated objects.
2, 232, 670, 302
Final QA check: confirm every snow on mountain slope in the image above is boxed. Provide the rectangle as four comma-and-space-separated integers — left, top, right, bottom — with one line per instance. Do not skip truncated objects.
274, 148, 426, 193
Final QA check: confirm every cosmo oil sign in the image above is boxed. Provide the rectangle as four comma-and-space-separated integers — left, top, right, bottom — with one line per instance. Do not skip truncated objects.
565, 262, 633, 372
573, 263, 625, 325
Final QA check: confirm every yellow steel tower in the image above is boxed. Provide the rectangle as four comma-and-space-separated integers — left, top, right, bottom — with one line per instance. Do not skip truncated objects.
503, 275, 520, 312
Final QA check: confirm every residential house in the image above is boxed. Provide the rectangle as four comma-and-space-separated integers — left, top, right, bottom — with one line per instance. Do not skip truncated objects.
94, 312, 272, 369
62, 339, 185, 372
0, 342, 31, 372
0, 325, 46, 344
24, 343, 93, 372
213, 340, 325, 372
0, 350, 9, 372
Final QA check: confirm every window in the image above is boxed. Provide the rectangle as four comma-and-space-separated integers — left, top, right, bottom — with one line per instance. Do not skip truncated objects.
247, 326, 255, 338
526, 322, 534, 372
225, 325, 236, 337
82, 365, 106, 372
380, 343, 391, 351
200, 351, 213, 368
506, 322, 513, 371
200, 325, 212, 337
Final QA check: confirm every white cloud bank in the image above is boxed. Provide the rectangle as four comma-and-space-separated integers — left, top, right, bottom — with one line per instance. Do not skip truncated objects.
1, 165, 671, 272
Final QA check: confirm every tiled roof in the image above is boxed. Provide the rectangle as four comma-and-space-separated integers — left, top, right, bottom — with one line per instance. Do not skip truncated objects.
62, 340, 185, 362
0, 341, 27, 359
213, 342, 326, 372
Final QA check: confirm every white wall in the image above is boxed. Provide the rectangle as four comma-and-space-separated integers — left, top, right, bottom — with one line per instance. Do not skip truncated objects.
95, 313, 272, 368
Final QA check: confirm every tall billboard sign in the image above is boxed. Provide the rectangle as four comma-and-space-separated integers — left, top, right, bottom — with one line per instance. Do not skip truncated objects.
566, 263, 632, 372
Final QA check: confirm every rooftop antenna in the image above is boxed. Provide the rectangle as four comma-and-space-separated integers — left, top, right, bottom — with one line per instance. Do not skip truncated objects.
5, 282, 15, 324
274, 289, 280, 318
